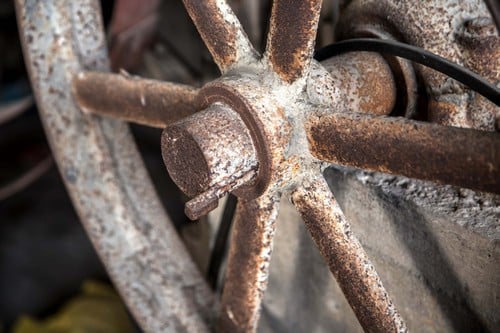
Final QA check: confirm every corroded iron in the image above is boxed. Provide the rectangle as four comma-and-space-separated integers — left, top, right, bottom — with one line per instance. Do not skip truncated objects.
73, 71, 198, 128
181, 0, 258, 72
161, 104, 258, 197
266, 0, 323, 83
337, 0, 499, 130
17, 0, 498, 332
320, 51, 396, 115
306, 111, 500, 194
217, 194, 280, 333
291, 176, 407, 333
196, 79, 291, 200
161, 103, 259, 220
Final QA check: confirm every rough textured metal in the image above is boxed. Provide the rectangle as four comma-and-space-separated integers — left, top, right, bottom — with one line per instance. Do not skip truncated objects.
161, 103, 259, 220
290, 176, 407, 333
161, 103, 258, 197
217, 194, 280, 333
333, 18, 419, 119
320, 52, 396, 115
197, 77, 293, 199
306, 111, 500, 194
266, 0, 323, 83
15, 1, 214, 332
73, 71, 198, 128
337, 0, 499, 130
20, 1, 498, 331
182, 0, 258, 73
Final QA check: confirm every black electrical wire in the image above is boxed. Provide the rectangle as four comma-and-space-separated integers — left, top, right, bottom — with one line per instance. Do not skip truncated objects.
314, 38, 500, 107
207, 194, 238, 290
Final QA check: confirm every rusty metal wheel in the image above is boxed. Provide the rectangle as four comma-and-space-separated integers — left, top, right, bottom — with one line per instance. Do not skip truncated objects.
16, 0, 499, 332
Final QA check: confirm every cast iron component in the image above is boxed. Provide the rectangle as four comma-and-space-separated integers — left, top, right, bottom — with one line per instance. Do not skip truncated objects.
16, 0, 499, 332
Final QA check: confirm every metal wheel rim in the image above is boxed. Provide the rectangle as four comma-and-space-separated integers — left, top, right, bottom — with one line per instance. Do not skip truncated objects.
15, 1, 214, 332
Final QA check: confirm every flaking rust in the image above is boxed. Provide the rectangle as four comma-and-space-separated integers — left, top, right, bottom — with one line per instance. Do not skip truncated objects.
267, 0, 323, 83
306, 112, 500, 194
291, 176, 407, 333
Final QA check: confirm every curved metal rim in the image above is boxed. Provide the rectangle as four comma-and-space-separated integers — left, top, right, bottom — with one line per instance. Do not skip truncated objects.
15, 1, 214, 332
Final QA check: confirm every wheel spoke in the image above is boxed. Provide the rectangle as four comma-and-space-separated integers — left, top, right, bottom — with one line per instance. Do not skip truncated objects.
290, 176, 407, 333
306, 111, 500, 194
72, 71, 198, 128
265, 0, 322, 83
182, 0, 258, 73
218, 193, 280, 333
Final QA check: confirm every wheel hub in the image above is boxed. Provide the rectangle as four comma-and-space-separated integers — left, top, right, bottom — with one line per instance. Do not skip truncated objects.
161, 68, 315, 219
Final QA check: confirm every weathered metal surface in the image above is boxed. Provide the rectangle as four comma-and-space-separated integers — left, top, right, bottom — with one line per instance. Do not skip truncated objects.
182, 0, 258, 73
306, 111, 500, 194
455, 17, 500, 130
184, 169, 257, 221
19, 0, 498, 331
73, 71, 198, 128
196, 77, 293, 199
15, 1, 214, 332
320, 51, 396, 115
290, 176, 407, 333
217, 194, 280, 333
266, 0, 323, 83
324, 166, 500, 332
332, 18, 419, 119
161, 103, 259, 219
337, 0, 499, 130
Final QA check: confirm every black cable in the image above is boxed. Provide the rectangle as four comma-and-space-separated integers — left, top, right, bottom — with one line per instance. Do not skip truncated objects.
314, 38, 500, 107
207, 194, 238, 290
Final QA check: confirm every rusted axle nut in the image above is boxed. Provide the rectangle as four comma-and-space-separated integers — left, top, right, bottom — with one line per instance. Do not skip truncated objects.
161, 103, 259, 219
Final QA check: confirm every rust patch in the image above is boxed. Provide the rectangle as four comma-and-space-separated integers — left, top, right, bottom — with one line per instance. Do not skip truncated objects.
73, 71, 198, 128
291, 177, 407, 332
182, 0, 238, 71
321, 51, 396, 115
16, 1, 214, 331
197, 84, 273, 199
306, 112, 500, 194
458, 17, 499, 81
161, 124, 211, 197
267, 0, 322, 83
161, 104, 258, 199
217, 195, 280, 333
428, 99, 463, 127
336, 0, 498, 129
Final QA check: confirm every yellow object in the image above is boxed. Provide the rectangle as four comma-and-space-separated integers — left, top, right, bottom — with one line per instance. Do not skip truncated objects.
12, 281, 135, 333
